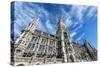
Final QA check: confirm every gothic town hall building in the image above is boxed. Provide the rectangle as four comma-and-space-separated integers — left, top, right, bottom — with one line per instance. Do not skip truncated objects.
11, 17, 97, 66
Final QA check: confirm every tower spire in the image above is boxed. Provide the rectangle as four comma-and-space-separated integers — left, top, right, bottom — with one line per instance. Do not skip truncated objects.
56, 16, 76, 62
15, 17, 39, 46
58, 16, 64, 25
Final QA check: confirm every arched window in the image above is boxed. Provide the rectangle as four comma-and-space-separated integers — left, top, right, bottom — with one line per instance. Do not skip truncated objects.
47, 46, 54, 58
37, 45, 45, 56
64, 32, 68, 38
31, 36, 35, 41
36, 63, 40, 65
27, 43, 32, 49
70, 55, 74, 62
27, 43, 35, 50
31, 36, 38, 43
16, 49, 21, 53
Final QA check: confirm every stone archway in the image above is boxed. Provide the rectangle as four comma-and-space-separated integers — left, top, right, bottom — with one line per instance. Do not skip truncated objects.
17, 64, 25, 66
36, 63, 40, 65
35, 62, 43, 65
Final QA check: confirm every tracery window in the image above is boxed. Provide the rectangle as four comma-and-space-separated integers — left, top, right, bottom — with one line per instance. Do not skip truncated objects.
31, 36, 38, 42
27, 43, 35, 50
49, 40, 54, 45
41, 39, 46, 44
48, 47, 53, 55
37, 45, 45, 55
31, 36, 35, 41
70, 55, 74, 62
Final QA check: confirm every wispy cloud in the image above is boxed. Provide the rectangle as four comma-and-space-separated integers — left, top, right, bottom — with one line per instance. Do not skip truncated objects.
38, 20, 47, 32
86, 7, 97, 18
45, 19, 56, 34
73, 24, 83, 31
67, 5, 96, 41
76, 33, 85, 41
61, 8, 73, 28
70, 5, 89, 23
70, 32, 77, 38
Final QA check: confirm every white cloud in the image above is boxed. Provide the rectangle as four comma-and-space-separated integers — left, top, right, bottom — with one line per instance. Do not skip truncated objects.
65, 16, 72, 28
45, 19, 56, 34
70, 5, 89, 23
73, 24, 83, 31
59, 5, 91, 35
71, 22, 78, 28
86, 7, 97, 19
14, 28, 21, 36
76, 33, 85, 41
61, 8, 73, 27
46, 20, 52, 29
70, 32, 77, 38
67, 5, 91, 35
38, 20, 47, 32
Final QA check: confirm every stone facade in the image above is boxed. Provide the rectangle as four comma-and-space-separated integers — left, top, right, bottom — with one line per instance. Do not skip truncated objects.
11, 17, 97, 66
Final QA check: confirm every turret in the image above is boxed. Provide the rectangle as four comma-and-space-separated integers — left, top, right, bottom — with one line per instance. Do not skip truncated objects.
56, 17, 76, 62
15, 17, 39, 46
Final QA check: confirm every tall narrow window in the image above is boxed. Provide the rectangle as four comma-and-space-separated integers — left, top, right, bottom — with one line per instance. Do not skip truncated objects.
34, 37, 38, 42
37, 45, 45, 55
70, 55, 74, 62
64, 32, 68, 39
27, 43, 35, 50
30, 44, 35, 50
48, 47, 52, 55
50, 40, 54, 45
41, 39, 43, 43
31, 36, 35, 41
41, 39, 46, 44
27, 43, 32, 49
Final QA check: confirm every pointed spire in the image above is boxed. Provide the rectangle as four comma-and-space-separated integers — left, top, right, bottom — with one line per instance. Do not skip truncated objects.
32, 16, 39, 24
57, 16, 67, 30
58, 16, 64, 24
26, 17, 40, 31
35, 16, 39, 22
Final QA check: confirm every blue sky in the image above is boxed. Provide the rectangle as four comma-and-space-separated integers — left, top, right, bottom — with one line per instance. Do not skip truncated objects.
11, 1, 97, 48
